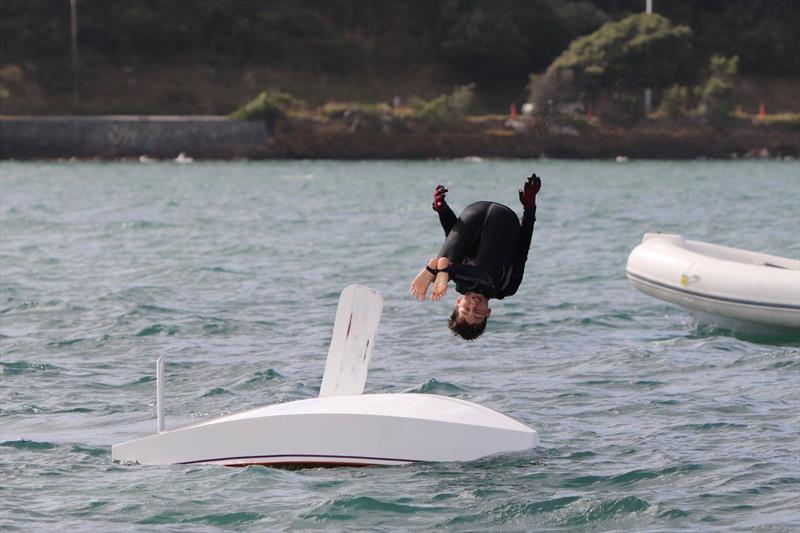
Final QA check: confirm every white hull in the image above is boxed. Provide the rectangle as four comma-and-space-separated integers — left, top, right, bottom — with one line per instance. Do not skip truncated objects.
112, 393, 537, 467
113, 286, 538, 468
626, 233, 800, 334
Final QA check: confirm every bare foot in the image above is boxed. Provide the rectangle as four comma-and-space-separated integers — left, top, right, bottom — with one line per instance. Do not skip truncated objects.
430, 272, 449, 301
409, 268, 435, 301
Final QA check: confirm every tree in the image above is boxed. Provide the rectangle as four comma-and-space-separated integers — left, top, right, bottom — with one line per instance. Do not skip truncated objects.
533, 13, 693, 122
700, 55, 738, 124
228, 90, 303, 126
441, 0, 572, 79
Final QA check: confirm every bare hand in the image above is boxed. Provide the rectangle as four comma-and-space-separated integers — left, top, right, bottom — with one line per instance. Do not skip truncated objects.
409, 269, 435, 301
410, 259, 438, 301
430, 271, 449, 301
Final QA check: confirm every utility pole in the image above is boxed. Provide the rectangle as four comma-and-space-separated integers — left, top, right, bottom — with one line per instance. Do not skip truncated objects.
644, 0, 653, 115
70, 0, 79, 111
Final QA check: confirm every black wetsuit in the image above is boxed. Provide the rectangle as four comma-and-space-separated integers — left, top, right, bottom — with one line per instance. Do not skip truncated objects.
437, 201, 536, 300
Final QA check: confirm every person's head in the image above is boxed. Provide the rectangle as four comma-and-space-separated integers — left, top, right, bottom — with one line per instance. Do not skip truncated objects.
447, 292, 491, 340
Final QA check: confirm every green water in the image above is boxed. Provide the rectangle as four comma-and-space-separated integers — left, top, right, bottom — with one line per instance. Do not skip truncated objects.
1, 159, 798, 530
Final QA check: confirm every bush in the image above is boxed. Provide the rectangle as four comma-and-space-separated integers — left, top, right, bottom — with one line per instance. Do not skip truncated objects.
701, 55, 738, 123
755, 113, 800, 131
321, 102, 392, 119
533, 13, 693, 121
228, 91, 302, 125
549, 13, 693, 89
410, 84, 475, 122
607, 92, 644, 127
658, 84, 689, 118
442, 8, 529, 76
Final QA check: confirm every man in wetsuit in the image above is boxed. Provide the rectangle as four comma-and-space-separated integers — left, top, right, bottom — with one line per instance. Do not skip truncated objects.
409, 174, 540, 340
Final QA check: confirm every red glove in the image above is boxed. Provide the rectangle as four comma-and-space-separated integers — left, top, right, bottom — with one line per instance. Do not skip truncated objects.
432, 184, 449, 212
519, 173, 541, 209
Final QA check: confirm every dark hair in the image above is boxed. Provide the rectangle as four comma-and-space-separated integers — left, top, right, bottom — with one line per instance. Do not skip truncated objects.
447, 307, 487, 340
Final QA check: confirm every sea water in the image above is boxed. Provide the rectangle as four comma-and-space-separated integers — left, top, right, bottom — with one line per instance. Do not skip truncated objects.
1, 159, 798, 531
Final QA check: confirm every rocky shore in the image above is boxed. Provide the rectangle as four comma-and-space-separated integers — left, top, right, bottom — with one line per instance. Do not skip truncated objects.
270, 115, 799, 160
1, 115, 797, 160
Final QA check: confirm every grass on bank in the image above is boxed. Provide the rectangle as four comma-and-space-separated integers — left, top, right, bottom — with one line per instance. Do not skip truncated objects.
738, 111, 800, 130
229, 86, 476, 124
227, 85, 800, 133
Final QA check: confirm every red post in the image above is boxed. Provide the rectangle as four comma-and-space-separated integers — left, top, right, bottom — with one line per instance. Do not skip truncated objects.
758, 102, 766, 119
510, 103, 517, 119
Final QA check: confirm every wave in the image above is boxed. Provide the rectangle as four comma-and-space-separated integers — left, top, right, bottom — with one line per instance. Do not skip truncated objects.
70, 444, 107, 457
137, 371, 159, 382
671, 422, 748, 431
182, 512, 267, 527
443, 495, 650, 527
0, 298, 80, 315
0, 361, 61, 375
138, 511, 266, 526
771, 359, 800, 369
55, 407, 95, 414
405, 378, 466, 395
135, 324, 179, 336
200, 320, 238, 336
691, 323, 800, 346
444, 496, 581, 526
201, 387, 232, 398
240, 369, 284, 387
561, 496, 650, 527
576, 379, 666, 389
1, 439, 57, 450
301, 496, 445, 521
123, 220, 172, 230
192, 266, 248, 276
46, 337, 87, 347
565, 450, 596, 460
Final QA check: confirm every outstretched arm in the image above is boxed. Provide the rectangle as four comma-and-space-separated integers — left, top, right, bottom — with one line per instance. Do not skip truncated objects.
503, 174, 541, 297
504, 207, 536, 297
432, 184, 457, 235
410, 185, 457, 302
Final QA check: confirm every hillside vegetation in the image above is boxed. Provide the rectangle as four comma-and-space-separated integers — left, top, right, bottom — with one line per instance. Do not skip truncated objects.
0, 0, 798, 116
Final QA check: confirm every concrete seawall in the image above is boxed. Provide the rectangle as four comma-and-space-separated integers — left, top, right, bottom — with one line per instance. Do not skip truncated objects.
0, 116, 270, 159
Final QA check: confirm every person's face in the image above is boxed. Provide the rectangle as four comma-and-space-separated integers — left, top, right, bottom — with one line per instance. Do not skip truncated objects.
455, 292, 491, 326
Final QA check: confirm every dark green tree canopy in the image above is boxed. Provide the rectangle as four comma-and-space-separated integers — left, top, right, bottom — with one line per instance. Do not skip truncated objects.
441, 0, 574, 78
549, 13, 694, 90
0, 0, 797, 115
1, 0, 795, 78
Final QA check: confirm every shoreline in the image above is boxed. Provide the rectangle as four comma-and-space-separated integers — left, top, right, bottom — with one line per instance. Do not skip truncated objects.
1, 115, 798, 161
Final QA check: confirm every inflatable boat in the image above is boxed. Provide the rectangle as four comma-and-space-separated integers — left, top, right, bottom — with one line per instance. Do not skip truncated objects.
626, 233, 800, 334
112, 285, 537, 467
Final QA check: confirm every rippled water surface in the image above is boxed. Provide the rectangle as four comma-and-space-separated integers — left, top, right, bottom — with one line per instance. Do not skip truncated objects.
1, 159, 799, 531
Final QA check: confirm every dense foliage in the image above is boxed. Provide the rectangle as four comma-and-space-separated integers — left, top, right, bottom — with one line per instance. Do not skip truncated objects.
658, 84, 690, 118
548, 14, 693, 89
1, 0, 797, 78
0, 0, 797, 115
701, 55, 739, 123
532, 14, 693, 122
228, 90, 301, 124
409, 84, 475, 122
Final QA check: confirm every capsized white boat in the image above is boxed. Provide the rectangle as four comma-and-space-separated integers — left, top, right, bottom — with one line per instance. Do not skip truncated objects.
626, 233, 800, 334
112, 285, 538, 467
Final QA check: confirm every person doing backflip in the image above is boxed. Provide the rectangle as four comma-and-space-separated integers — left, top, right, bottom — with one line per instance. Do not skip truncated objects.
409, 173, 541, 340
